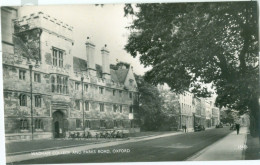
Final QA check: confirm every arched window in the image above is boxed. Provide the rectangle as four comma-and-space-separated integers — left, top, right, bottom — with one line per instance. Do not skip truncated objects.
85, 101, 89, 111
20, 119, 29, 130
76, 119, 81, 128
19, 94, 27, 106
113, 120, 118, 127
85, 120, 91, 128
51, 76, 55, 93
57, 76, 61, 93
35, 119, 44, 129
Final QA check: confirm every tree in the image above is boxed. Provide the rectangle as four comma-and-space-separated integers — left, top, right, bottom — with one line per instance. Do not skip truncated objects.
124, 2, 259, 136
134, 74, 164, 131
158, 86, 180, 130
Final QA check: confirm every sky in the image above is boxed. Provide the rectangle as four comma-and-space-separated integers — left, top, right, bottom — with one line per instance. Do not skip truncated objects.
19, 4, 150, 75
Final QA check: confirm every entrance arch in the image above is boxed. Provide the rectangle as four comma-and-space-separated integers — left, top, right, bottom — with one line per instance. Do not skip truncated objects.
53, 111, 66, 138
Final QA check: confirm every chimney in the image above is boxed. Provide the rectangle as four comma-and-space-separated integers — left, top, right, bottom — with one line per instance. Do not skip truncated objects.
85, 37, 96, 76
101, 44, 110, 79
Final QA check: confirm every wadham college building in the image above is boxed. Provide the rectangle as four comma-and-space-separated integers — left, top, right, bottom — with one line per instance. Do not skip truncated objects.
2, 7, 139, 141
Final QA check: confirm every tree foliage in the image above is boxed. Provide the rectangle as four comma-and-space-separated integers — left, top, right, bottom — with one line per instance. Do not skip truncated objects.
134, 74, 164, 131
125, 2, 259, 136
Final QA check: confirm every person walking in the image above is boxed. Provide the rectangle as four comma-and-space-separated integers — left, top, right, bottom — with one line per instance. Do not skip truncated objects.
235, 123, 240, 135
184, 125, 187, 133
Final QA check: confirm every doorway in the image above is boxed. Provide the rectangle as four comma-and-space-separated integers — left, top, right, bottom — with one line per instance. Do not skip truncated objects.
53, 111, 65, 138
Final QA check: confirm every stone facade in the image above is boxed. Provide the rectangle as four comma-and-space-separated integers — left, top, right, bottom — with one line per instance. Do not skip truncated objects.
2, 8, 138, 141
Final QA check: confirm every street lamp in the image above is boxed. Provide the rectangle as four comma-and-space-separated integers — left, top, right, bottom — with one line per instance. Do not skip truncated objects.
81, 76, 85, 132
27, 58, 40, 140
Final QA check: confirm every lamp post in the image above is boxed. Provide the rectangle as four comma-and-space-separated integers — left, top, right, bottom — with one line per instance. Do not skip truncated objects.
27, 58, 39, 140
81, 77, 85, 132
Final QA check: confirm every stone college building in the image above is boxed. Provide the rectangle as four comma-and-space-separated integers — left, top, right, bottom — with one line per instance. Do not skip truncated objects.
1, 7, 139, 141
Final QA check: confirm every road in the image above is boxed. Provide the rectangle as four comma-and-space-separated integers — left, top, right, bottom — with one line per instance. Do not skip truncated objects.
16, 127, 231, 164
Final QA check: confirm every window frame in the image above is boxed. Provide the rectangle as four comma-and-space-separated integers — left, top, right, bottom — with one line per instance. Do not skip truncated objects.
85, 101, 89, 111
76, 119, 81, 128
99, 87, 104, 94
34, 72, 41, 83
75, 82, 80, 90
113, 104, 117, 113
75, 100, 81, 110
19, 69, 26, 80
35, 95, 41, 108
99, 103, 105, 112
19, 94, 27, 106
119, 105, 122, 113
20, 119, 29, 130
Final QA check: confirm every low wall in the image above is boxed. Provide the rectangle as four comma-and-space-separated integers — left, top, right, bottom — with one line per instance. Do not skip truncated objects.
5, 132, 53, 142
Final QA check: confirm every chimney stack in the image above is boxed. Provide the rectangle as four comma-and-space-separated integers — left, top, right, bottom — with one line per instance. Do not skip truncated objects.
85, 37, 96, 76
101, 44, 110, 79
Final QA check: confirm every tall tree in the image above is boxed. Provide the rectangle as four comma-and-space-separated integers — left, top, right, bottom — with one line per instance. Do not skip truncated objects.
125, 2, 259, 136
134, 74, 164, 131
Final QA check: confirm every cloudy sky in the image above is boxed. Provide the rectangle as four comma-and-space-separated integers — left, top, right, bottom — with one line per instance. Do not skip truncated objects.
20, 4, 150, 75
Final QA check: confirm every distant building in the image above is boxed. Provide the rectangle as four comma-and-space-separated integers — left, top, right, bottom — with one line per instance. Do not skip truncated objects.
2, 8, 139, 141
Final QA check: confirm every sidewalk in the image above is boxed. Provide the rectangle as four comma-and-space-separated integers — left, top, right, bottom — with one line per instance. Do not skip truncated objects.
188, 127, 248, 161
6, 131, 183, 163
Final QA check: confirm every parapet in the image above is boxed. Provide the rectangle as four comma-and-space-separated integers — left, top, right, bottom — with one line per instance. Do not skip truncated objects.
13, 11, 73, 42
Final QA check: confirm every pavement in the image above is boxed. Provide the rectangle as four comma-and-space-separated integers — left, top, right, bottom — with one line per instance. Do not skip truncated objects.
187, 127, 248, 161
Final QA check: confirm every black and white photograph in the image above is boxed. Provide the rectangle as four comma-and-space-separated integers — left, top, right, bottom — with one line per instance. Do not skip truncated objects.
0, 0, 259, 164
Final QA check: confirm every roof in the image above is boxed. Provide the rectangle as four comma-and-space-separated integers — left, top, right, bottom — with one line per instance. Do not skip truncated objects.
114, 68, 129, 84
73, 57, 88, 72
72, 57, 129, 84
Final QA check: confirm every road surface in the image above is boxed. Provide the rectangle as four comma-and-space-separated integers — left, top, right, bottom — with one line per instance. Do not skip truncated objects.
16, 127, 231, 164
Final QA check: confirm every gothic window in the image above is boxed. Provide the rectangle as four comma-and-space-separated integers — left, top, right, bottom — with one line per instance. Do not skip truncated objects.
52, 47, 64, 67
35, 119, 43, 129
84, 84, 88, 91
75, 82, 80, 90
57, 76, 62, 93
34, 73, 41, 83
59, 51, 63, 67
51, 76, 55, 93
129, 106, 133, 113
113, 120, 118, 127
64, 77, 68, 94
75, 100, 80, 110
120, 105, 122, 113
52, 49, 57, 66
19, 70, 26, 80
85, 101, 89, 111
99, 103, 104, 112
113, 90, 116, 96
129, 92, 132, 99
99, 87, 104, 94
85, 120, 91, 128
113, 104, 117, 113
76, 119, 81, 128
100, 120, 106, 128
35, 95, 41, 107
20, 119, 29, 130
19, 94, 27, 106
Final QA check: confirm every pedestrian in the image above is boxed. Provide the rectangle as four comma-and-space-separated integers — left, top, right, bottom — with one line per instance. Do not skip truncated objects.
235, 123, 240, 135
184, 125, 187, 133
